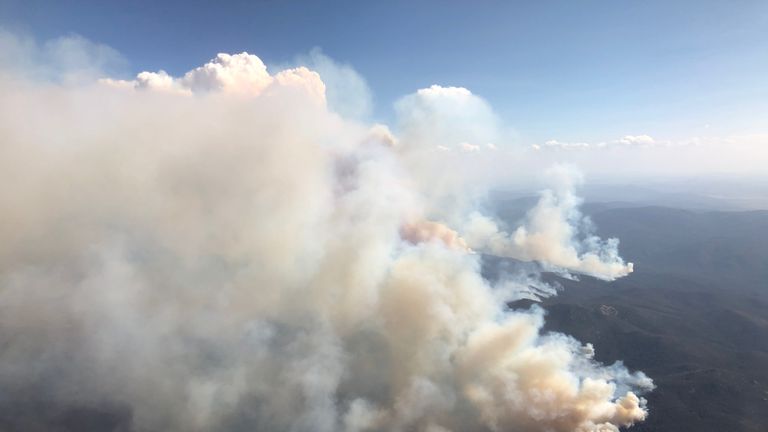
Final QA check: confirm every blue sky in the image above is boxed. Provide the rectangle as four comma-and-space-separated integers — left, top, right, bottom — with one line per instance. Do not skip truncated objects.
2, 0, 767, 145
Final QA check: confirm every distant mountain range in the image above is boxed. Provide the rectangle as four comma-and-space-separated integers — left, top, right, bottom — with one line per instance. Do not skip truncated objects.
492, 176, 768, 212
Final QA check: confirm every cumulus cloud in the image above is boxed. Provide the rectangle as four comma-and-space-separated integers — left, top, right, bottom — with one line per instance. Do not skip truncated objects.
0, 32, 649, 432
395, 85, 501, 151
540, 139, 593, 150
537, 134, 666, 150
525, 133, 768, 180
617, 134, 656, 146
103, 52, 326, 102
460, 142, 482, 152
180, 52, 273, 93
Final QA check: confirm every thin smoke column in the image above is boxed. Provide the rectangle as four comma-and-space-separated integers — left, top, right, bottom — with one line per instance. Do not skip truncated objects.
0, 34, 652, 432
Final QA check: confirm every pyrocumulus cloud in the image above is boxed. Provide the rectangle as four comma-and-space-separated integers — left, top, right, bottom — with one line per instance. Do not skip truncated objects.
0, 32, 651, 432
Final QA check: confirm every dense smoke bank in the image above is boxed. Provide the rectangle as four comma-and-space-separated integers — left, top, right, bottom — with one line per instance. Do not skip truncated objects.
0, 38, 651, 431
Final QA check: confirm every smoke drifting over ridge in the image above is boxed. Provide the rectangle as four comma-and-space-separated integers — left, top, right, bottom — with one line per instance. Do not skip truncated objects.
0, 34, 651, 432
463, 166, 633, 281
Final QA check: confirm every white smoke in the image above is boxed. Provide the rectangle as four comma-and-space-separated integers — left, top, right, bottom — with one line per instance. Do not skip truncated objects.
0, 33, 650, 432
0, 29, 126, 83
463, 165, 633, 281
289, 47, 374, 120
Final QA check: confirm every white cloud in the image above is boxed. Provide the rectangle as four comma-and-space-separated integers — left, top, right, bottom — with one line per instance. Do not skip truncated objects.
181, 52, 270, 93
523, 132, 768, 180
543, 139, 592, 149
395, 85, 501, 150
102, 51, 326, 102
618, 134, 656, 146
539, 134, 659, 150
460, 142, 481, 152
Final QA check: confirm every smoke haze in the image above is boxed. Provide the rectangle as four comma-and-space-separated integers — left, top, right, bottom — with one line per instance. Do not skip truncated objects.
0, 32, 651, 432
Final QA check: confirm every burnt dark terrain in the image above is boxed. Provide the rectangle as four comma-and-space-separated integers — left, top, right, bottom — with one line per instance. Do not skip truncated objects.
500, 202, 768, 432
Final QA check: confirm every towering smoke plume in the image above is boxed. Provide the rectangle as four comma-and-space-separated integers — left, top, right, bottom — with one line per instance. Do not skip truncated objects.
0, 34, 651, 431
